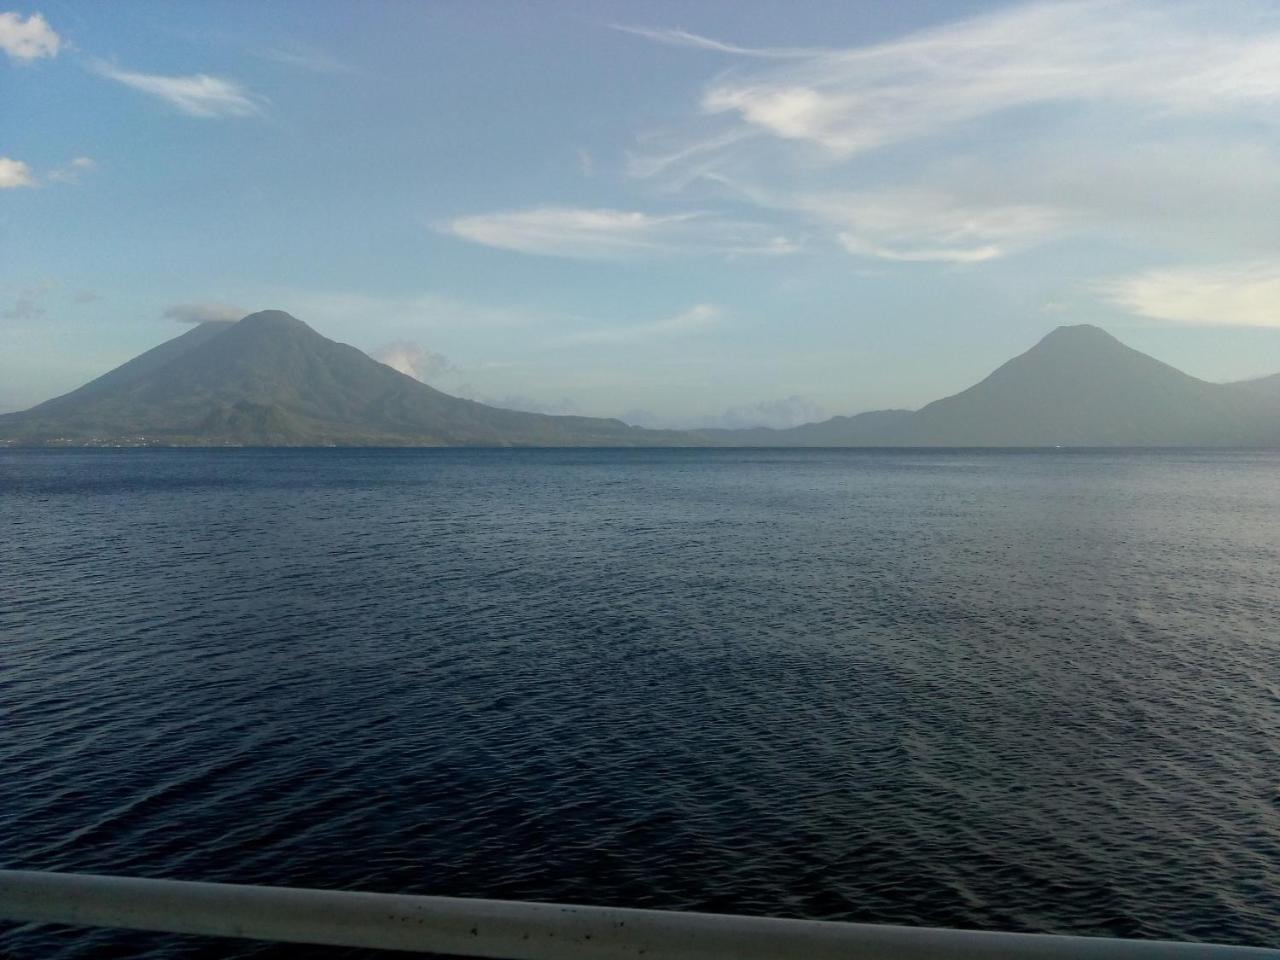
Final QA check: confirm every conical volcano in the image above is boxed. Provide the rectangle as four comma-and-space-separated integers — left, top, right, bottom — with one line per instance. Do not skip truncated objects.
0, 311, 694, 446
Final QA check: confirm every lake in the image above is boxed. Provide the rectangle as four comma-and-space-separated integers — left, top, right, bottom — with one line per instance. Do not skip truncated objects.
3, 448, 1279, 957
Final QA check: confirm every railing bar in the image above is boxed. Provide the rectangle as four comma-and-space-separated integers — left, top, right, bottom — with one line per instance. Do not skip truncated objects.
1, 870, 1276, 960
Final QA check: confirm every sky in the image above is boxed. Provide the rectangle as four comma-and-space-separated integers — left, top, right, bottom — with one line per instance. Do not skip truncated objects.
4, 0, 1280, 426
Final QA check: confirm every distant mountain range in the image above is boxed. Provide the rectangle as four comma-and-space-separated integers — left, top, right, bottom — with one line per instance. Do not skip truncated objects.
2, 310, 1277, 447
708, 323, 1280, 447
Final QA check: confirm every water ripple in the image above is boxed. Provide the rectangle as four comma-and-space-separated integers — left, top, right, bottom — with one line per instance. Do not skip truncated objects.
2, 448, 1279, 958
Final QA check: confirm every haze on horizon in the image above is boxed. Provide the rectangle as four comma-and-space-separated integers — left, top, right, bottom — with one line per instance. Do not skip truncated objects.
4, 0, 1280, 428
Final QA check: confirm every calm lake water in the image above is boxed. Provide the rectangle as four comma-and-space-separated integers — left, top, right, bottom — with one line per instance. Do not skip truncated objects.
3, 448, 1279, 957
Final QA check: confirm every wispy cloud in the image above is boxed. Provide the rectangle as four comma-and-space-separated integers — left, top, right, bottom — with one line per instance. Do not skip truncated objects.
0, 156, 35, 189
1103, 261, 1280, 328
0, 11, 60, 62
254, 39, 351, 74
94, 62, 264, 117
623, 1, 1280, 272
805, 190, 1070, 263
691, 177, 1070, 263
443, 206, 796, 260
0, 155, 97, 189
612, 24, 822, 60
561, 303, 723, 345
370, 341, 458, 382
163, 302, 246, 324
46, 156, 97, 185
651, 1, 1280, 160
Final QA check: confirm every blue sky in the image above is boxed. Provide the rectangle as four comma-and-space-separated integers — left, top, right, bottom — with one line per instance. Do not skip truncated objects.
4, 0, 1280, 425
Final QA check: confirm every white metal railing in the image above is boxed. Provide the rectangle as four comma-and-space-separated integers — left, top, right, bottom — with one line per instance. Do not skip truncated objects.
1, 870, 1276, 959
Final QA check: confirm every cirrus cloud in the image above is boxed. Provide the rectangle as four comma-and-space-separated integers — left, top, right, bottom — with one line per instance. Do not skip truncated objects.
803, 189, 1071, 263
677, 1, 1280, 160
94, 61, 264, 118
624, 1, 1280, 271
443, 206, 797, 260
253, 39, 352, 75
612, 24, 823, 60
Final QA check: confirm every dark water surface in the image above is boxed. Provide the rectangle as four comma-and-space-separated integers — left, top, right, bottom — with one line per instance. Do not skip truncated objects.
3, 448, 1279, 956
